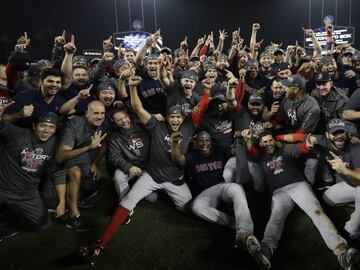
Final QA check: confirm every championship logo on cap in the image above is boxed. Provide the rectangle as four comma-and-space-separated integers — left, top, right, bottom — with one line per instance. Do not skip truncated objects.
327, 118, 346, 134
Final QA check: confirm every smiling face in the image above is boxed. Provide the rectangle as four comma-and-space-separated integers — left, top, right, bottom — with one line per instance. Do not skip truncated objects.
41, 75, 62, 97
342, 54, 352, 66
113, 110, 132, 130
247, 66, 259, 79
205, 68, 218, 82
271, 80, 284, 99
248, 101, 264, 117
146, 59, 159, 78
277, 69, 292, 80
260, 134, 276, 154
86, 101, 106, 127
216, 58, 229, 70
326, 130, 348, 150
260, 56, 272, 69
72, 67, 89, 88
180, 78, 196, 97
124, 51, 135, 64
321, 61, 337, 75
34, 122, 57, 142
98, 89, 115, 107
167, 113, 184, 132
196, 137, 212, 155
316, 81, 333, 97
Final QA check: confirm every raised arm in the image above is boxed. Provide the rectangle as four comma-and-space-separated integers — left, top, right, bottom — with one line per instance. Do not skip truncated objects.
61, 35, 76, 90
134, 29, 160, 67
190, 35, 206, 58
216, 30, 228, 54
226, 75, 239, 109
128, 75, 151, 125
158, 54, 171, 88
250, 23, 260, 58
170, 131, 186, 167
302, 27, 322, 57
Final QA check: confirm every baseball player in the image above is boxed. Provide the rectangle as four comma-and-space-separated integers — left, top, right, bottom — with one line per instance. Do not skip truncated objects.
171, 130, 270, 269
109, 109, 150, 201
242, 129, 360, 269
306, 119, 360, 240
56, 100, 109, 231
79, 74, 211, 265
0, 107, 60, 241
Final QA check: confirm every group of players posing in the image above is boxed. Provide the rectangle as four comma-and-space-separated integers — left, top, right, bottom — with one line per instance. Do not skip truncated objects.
1, 23, 360, 269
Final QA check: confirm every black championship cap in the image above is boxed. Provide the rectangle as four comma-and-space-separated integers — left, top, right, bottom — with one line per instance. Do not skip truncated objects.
314, 72, 332, 83
72, 55, 88, 64
167, 105, 183, 115
196, 131, 211, 141
321, 56, 335, 65
97, 81, 116, 93
212, 93, 227, 103
327, 118, 346, 134
247, 59, 259, 69
113, 59, 128, 71
281, 74, 306, 89
274, 48, 285, 55
248, 94, 264, 104
276, 62, 291, 73
160, 47, 172, 55
181, 70, 198, 82
35, 111, 60, 125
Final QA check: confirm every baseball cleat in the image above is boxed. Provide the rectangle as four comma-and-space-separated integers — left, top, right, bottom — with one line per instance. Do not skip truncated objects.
80, 240, 104, 266
246, 235, 272, 270
66, 214, 91, 232
122, 210, 134, 225
338, 247, 360, 270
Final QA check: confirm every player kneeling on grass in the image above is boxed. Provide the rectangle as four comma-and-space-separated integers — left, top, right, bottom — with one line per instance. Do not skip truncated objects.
78, 75, 211, 265
171, 130, 270, 269
0, 105, 60, 242
243, 129, 360, 269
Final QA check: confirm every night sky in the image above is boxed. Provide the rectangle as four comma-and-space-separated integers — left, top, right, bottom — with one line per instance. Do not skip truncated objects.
1, 0, 359, 62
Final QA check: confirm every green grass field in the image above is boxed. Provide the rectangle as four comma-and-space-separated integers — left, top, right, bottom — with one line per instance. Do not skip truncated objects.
0, 171, 356, 270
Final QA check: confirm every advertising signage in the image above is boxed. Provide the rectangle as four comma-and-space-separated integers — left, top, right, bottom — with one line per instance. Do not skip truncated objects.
304, 26, 355, 49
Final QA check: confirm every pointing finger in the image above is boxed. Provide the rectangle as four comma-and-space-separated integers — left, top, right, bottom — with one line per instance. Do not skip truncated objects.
329, 151, 339, 159
62, 30, 66, 39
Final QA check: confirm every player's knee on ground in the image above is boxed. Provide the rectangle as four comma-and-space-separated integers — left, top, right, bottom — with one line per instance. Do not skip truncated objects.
26, 211, 52, 231
175, 194, 192, 213
144, 191, 158, 203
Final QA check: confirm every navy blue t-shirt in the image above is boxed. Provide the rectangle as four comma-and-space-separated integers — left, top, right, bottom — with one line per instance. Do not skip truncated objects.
185, 145, 232, 196
4, 89, 65, 128
135, 69, 167, 116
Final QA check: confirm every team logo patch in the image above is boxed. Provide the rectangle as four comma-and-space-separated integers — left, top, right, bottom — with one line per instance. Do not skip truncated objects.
266, 156, 284, 175
20, 148, 51, 172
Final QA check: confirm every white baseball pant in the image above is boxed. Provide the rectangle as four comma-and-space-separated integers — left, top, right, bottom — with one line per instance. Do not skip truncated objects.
323, 181, 360, 238
262, 181, 347, 256
120, 171, 192, 212
113, 169, 160, 202
191, 183, 254, 236
223, 157, 265, 192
